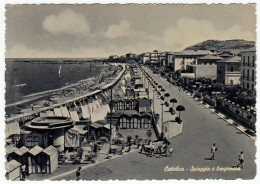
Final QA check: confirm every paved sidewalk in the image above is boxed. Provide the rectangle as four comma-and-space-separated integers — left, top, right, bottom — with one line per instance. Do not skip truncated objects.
168, 78, 256, 141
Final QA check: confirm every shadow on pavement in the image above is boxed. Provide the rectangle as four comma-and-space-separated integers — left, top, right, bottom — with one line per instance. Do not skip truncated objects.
204, 157, 213, 161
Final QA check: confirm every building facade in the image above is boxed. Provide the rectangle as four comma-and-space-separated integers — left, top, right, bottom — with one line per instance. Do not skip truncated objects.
173, 50, 213, 72
108, 98, 153, 129
240, 48, 256, 93
217, 56, 241, 85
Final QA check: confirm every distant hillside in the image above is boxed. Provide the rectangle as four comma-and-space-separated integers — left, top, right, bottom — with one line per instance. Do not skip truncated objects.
184, 39, 255, 51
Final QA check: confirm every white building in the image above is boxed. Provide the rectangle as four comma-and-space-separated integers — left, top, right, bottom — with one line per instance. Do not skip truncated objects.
240, 47, 256, 93
173, 50, 213, 72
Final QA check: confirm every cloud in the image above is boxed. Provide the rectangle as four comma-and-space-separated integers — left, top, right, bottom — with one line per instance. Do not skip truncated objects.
160, 17, 256, 51
42, 9, 90, 36
104, 20, 140, 39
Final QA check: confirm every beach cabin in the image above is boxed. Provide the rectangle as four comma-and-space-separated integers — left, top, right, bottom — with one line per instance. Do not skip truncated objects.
5, 160, 22, 181
27, 145, 43, 174
42, 146, 58, 173
12, 146, 29, 167
5, 146, 18, 162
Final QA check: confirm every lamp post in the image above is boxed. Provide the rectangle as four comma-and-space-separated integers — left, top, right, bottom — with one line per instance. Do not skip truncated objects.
153, 89, 155, 113
109, 87, 112, 154
148, 79, 150, 99
160, 102, 165, 140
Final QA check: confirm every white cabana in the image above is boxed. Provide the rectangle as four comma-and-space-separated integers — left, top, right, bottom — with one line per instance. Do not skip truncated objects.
81, 105, 91, 119
46, 111, 55, 117
69, 111, 80, 122
60, 107, 70, 118
53, 108, 63, 117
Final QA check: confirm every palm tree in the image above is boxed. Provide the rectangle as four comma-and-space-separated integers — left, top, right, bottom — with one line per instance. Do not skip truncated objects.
158, 85, 162, 90
170, 98, 177, 108
176, 105, 185, 118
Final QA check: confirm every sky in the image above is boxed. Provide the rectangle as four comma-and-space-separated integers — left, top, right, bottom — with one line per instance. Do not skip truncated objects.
5, 4, 256, 58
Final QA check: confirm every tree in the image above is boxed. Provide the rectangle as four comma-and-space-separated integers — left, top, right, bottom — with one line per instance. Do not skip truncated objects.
164, 93, 170, 101
176, 105, 185, 118
235, 109, 240, 125
170, 98, 177, 108
164, 101, 169, 107
160, 96, 165, 101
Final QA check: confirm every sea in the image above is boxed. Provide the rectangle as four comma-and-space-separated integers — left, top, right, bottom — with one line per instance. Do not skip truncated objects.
5, 58, 107, 105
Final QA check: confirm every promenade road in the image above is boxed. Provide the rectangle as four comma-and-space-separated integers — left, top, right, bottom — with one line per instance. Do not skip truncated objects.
53, 66, 256, 180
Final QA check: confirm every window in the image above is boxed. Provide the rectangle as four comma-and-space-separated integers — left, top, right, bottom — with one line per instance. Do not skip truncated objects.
230, 80, 233, 85
247, 69, 250, 80
127, 118, 131, 128
252, 84, 254, 91
242, 82, 245, 88
252, 56, 255, 67
243, 56, 245, 64
133, 117, 138, 129
247, 83, 249, 89
120, 117, 127, 128
243, 69, 245, 78
252, 70, 254, 81
248, 56, 250, 66
230, 66, 234, 72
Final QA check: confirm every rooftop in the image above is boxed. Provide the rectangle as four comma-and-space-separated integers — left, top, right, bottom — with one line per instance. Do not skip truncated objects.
239, 47, 256, 53
6, 160, 21, 173
216, 56, 241, 63
175, 50, 213, 56
198, 55, 223, 60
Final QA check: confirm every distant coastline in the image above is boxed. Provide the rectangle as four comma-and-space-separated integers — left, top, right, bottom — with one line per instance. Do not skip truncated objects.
10, 57, 106, 64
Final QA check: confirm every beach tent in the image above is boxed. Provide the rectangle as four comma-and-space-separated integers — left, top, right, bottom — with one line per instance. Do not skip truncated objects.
5, 121, 20, 139
91, 108, 105, 123
61, 106, 70, 118
46, 111, 55, 117
40, 112, 47, 117
5, 160, 22, 181
54, 108, 63, 117
5, 146, 18, 162
88, 103, 94, 113
69, 111, 80, 122
65, 128, 80, 148
27, 146, 44, 174
81, 105, 91, 119
42, 146, 58, 174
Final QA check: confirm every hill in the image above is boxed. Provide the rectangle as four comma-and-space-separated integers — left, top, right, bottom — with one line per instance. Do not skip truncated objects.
184, 39, 255, 51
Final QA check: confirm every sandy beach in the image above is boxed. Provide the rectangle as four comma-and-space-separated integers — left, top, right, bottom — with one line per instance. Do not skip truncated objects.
5, 63, 123, 118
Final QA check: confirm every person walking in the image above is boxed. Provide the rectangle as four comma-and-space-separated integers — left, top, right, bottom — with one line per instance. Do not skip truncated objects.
76, 167, 81, 181
21, 164, 26, 181
237, 151, 244, 169
210, 143, 218, 160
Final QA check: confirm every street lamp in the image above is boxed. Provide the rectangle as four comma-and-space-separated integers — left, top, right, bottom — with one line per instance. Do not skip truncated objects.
160, 102, 165, 140
153, 89, 155, 113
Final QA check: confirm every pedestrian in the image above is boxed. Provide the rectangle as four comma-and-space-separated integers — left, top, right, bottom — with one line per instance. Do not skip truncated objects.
76, 167, 81, 181
210, 143, 218, 160
93, 143, 98, 157
237, 151, 244, 169
168, 146, 173, 157
21, 164, 26, 180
